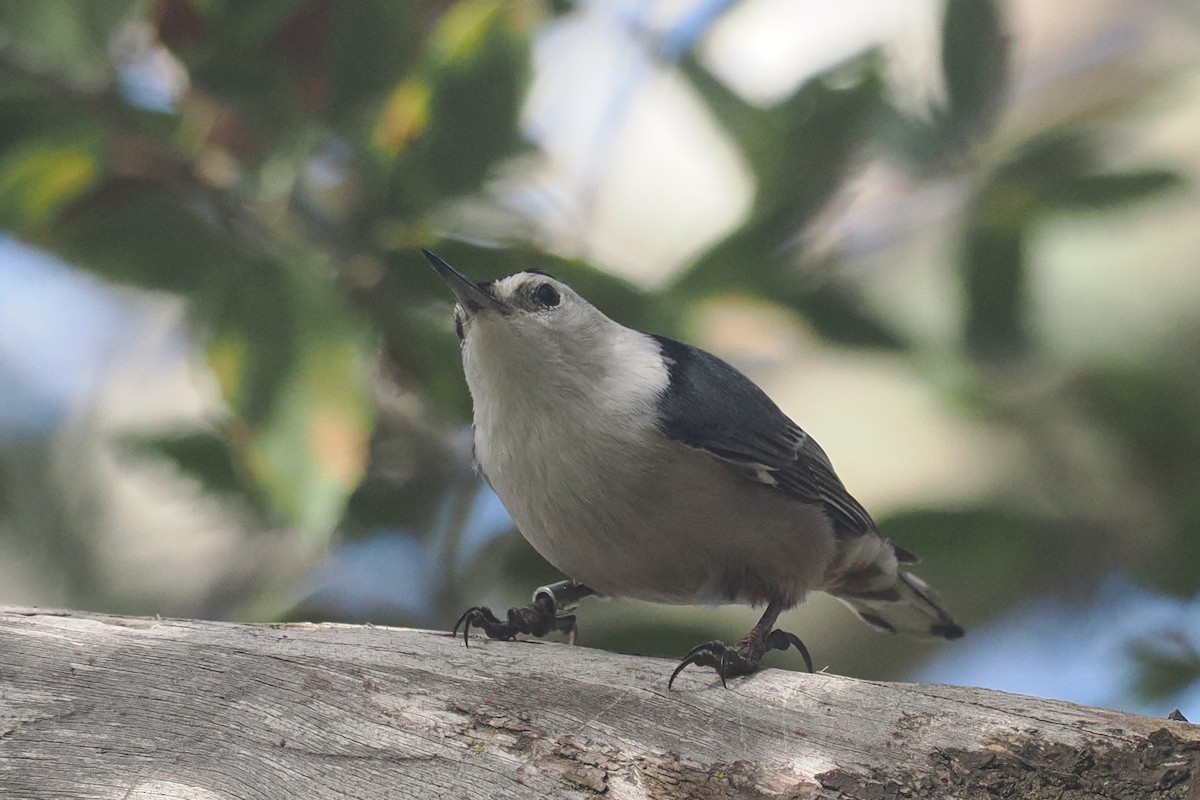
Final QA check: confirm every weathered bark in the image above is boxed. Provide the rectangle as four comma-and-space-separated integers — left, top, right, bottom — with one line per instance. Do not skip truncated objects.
0, 607, 1195, 799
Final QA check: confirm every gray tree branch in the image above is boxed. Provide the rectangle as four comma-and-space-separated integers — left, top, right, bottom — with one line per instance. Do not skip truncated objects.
0, 607, 1195, 799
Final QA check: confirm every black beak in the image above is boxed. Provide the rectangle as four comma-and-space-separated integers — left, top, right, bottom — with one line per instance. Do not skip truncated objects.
422, 249, 505, 313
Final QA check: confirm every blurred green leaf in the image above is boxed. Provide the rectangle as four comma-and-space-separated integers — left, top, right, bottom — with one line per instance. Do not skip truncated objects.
941, 0, 1009, 141
50, 178, 248, 292
52, 173, 374, 541
988, 132, 1181, 213
880, 507, 1099, 620
880, 0, 1011, 167
668, 217, 781, 299
158, 0, 329, 141
677, 50, 766, 155
204, 255, 374, 541
368, 0, 533, 217
1001, 132, 1095, 185
959, 131, 1185, 363
245, 336, 373, 544
757, 60, 884, 218
340, 428, 473, 540
676, 57, 894, 350
669, 222, 906, 349
1077, 363, 1200, 594
0, 84, 89, 151
1080, 365, 1200, 481
877, 104, 948, 168
124, 430, 255, 504
0, 0, 138, 87
1039, 169, 1184, 211
0, 138, 102, 228
198, 261, 298, 427
324, 3, 426, 127
956, 134, 1078, 362
682, 52, 885, 219
419, 0, 532, 191
343, 475, 438, 538
339, 248, 472, 419
784, 281, 906, 350
1132, 635, 1200, 702
960, 220, 1028, 360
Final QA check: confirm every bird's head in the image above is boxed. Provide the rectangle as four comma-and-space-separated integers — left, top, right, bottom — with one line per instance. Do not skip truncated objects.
422, 249, 667, 418
422, 249, 611, 355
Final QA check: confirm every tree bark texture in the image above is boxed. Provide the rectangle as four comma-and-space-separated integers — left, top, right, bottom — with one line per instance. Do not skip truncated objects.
0, 607, 1196, 799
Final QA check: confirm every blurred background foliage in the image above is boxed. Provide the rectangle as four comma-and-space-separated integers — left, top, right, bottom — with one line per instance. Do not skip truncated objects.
1, 0, 1198, 715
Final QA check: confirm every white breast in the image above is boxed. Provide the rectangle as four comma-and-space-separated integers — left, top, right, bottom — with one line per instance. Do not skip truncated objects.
461, 319, 834, 606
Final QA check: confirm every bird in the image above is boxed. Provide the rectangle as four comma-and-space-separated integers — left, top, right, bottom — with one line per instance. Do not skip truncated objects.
422, 249, 963, 688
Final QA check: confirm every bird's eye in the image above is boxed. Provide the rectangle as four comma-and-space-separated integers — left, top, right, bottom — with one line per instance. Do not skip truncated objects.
533, 283, 560, 308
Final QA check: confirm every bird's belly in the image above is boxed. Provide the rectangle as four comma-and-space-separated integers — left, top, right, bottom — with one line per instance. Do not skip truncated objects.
481, 433, 835, 606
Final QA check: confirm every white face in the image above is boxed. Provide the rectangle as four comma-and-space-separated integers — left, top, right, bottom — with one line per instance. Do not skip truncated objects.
455, 271, 604, 348
423, 250, 663, 418
455, 268, 671, 417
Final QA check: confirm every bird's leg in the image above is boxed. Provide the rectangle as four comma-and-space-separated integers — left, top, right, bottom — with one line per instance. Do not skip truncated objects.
453, 580, 595, 646
669, 599, 813, 689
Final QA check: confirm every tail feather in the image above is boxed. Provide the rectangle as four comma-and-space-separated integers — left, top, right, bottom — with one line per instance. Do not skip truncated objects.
835, 570, 964, 640
891, 541, 920, 564
824, 535, 963, 640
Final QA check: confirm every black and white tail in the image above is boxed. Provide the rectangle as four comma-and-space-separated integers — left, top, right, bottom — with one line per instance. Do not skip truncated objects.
825, 535, 964, 641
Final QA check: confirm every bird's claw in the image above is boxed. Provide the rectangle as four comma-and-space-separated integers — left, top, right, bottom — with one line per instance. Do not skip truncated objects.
764, 628, 814, 673
451, 594, 578, 646
452, 606, 509, 646
668, 628, 813, 690
668, 640, 751, 690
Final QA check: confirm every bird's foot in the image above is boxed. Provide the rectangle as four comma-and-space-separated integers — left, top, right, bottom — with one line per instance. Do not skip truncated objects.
669, 628, 813, 689
453, 585, 584, 646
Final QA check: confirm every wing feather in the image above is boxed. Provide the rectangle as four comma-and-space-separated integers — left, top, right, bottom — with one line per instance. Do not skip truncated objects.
650, 335, 876, 538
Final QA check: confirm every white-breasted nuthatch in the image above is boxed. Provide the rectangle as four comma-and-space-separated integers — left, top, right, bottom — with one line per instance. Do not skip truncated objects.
423, 250, 963, 687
